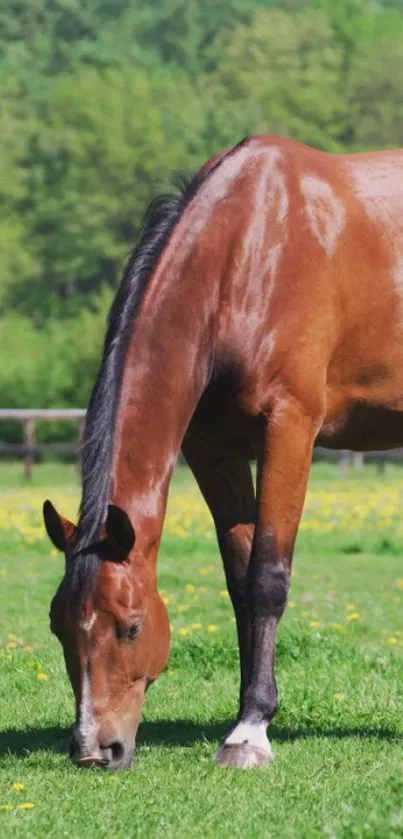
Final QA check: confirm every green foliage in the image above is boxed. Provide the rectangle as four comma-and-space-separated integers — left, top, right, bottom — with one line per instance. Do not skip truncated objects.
0, 289, 111, 410
1, 0, 403, 436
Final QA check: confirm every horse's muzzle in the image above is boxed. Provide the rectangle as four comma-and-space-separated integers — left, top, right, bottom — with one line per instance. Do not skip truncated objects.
70, 733, 134, 771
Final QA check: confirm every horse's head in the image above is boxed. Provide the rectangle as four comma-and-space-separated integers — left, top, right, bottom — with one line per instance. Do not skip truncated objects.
43, 500, 170, 770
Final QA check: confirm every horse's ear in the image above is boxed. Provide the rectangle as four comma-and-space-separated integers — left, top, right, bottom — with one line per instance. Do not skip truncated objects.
105, 505, 135, 559
43, 500, 77, 553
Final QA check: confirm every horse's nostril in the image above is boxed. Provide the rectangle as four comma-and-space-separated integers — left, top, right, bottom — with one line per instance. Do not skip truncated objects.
102, 739, 125, 765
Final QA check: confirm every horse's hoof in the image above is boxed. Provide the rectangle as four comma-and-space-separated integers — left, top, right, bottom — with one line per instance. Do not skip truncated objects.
216, 743, 273, 769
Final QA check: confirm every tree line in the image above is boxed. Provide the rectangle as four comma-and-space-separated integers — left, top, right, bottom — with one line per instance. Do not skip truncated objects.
1, 0, 403, 442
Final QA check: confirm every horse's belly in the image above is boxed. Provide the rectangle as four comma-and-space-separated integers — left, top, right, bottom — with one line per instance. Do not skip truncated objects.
317, 401, 403, 451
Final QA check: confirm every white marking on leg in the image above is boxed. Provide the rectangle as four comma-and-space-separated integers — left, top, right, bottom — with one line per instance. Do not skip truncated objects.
225, 721, 273, 757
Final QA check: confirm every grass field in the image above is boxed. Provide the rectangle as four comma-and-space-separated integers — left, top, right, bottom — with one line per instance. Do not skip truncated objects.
0, 461, 402, 838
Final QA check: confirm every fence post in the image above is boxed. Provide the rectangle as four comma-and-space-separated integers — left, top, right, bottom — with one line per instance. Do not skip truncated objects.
339, 451, 350, 478
24, 418, 36, 479
353, 452, 364, 470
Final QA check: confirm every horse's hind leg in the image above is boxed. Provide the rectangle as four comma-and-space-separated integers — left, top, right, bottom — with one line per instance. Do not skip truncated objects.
216, 397, 319, 769
182, 432, 256, 712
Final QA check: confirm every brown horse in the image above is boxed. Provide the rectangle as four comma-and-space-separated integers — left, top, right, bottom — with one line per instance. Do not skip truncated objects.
44, 135, 403, 770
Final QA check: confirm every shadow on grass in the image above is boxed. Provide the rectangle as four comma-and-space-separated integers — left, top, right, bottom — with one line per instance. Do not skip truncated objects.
0, 725, 69, 759
139, 719, 402, 748
0, 719, 400, 762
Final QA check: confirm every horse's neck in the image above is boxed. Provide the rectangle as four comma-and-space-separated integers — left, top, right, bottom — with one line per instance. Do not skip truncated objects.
110, 244, 216, 553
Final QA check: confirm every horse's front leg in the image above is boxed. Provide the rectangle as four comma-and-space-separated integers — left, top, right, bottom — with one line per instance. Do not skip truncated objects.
217, 398, 320, 769
182, 433, 256, 708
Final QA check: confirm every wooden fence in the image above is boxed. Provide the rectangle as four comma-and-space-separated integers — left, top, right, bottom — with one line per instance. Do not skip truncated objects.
0, 409, 85, 478
0, 409, 402, 478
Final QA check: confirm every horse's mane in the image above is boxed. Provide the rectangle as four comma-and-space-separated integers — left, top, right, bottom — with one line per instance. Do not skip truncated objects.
63, 138, 249, 605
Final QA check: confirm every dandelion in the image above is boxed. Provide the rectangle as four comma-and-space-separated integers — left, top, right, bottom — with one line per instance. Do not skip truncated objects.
37, 672, 49, 681
332, 624, 347, 633
219, 589, 229, 599
185, 584, 195, 593
310, 620, 321, 629
178, 628, 190, 637
191, 623, 202, 630
207, 624, 218, 633
0, 804, 13, 811
346, 612, 360, 621
16, 803, 35, 810
12, 783, 25, 792
387, 637, 398, 645
397, 579, 403, 591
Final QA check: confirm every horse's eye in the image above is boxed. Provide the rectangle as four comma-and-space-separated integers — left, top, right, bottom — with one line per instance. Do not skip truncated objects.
117, 622, 140, 642
127, 623, 140, 641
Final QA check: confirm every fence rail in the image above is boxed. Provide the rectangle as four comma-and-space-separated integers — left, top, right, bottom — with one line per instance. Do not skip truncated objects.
0, 410, 403, 478
0, 409, 86, 478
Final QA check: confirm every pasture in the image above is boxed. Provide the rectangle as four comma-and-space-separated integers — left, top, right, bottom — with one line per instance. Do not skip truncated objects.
0, 461, 402, 838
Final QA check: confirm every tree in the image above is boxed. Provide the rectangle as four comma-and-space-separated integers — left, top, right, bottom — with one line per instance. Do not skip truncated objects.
5, 65, 209, 321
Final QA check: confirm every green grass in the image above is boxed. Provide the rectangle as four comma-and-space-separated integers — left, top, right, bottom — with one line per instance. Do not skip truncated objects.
0, 462, 402, 838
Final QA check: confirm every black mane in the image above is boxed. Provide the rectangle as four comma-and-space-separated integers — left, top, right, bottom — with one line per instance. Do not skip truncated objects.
62, 138, 250, 604
78, 172, 204, 546
64, 172, 208, 602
